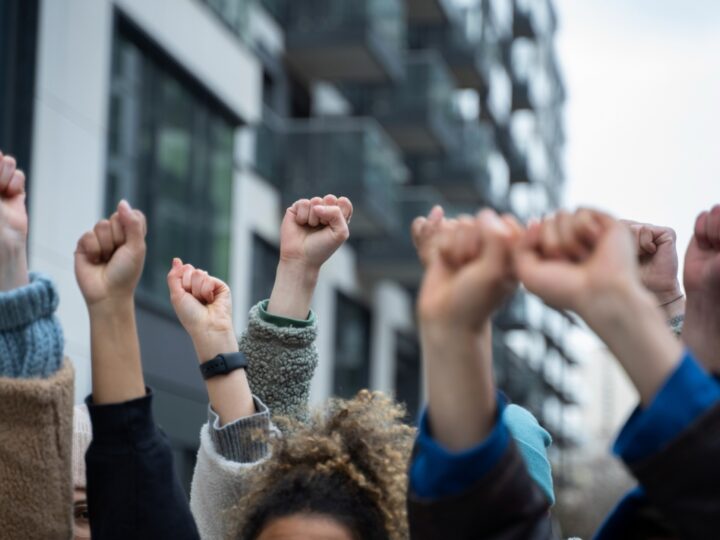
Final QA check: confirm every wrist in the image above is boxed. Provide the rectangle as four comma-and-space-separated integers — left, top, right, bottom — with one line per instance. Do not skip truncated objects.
267, 259, 319, 320
87, 296, 135, 318
193, 330, 239, 364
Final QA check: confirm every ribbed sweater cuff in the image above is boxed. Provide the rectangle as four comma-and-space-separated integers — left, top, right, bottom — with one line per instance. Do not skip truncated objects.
0, 273, 59, 330
86, 389, 156, 447
208, 396, 271, 463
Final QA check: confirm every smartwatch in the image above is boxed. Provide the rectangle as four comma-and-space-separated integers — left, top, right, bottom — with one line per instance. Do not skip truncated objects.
199, 352, 248, 380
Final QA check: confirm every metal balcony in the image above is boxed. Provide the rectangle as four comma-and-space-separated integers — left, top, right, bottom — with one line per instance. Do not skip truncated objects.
494, 290, 528, 330
361, 51, 460, 155
268, 0, 405, 83
405, 0, 456, 24
355, 186, 452, 285
408, 10, 489, 91
407, 120, 498, 204
276, 117, 407, 238
203, 0, 249, 41
495, 123, 531, 184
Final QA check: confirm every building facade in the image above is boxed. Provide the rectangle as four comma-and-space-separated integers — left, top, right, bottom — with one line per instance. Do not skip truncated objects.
0, 0, 577, 486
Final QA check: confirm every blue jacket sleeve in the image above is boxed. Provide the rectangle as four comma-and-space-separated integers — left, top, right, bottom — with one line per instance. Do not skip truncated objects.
614, 350, 720, 464
86, 390, 200, 540
0, 273, 64, 378
410, 393, 510, 499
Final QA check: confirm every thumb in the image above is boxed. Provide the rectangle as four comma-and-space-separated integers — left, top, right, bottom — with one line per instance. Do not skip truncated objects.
117, 200, 146, 248
476, 210, 514, 268
313, 205, 350, 242
167, 258, 186, 302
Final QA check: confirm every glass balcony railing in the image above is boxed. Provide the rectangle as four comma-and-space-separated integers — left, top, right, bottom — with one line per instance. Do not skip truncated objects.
362, 51, 460, 155
355, 186, 454, 284
254, 110, 285, 188
202, 0, 249, 41
408, 120, 501, 204
406, 0, 457, 24
280, 117, 407, 237
263, 0, 405, 82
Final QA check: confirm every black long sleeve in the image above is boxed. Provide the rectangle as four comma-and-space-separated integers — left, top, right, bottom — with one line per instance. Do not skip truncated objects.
86, 390, 200, 540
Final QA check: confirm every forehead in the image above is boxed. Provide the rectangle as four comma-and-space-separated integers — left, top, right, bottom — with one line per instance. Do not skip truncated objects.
256, 514, 355, 540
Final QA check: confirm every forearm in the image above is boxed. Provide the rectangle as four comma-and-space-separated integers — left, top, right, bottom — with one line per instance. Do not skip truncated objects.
583, 284, 683, 406
193, 330, 255, 426
267, 259, 318, 320
421, 321, 496, 452
656, 289, 685, 321
89, 299, 145, 404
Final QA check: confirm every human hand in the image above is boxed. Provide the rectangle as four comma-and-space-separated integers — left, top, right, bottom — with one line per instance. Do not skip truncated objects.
74, 200, 146, 309
411, 205, 446, 268
167, 258, 237, 362
620, 219, 682, 307
516, 209, 682, 404
515, 209, 640, 318
682, 205, 720, 372
266, 195, 352, 320
280, 195, 352, 271
0, 151, 29, 291
684, 205, 720, 297
417, 209, 522, 332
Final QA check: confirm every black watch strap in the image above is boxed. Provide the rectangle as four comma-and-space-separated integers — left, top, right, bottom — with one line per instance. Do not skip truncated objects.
200, 352, 248, 380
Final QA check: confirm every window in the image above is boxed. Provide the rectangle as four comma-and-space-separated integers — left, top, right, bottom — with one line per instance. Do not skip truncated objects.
333, 292, 372, 399
394, 330, 421, 424
107, 19, 236, 309
249, 234, 279, 308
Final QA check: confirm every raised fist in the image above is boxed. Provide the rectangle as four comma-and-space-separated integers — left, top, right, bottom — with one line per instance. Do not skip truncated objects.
515, 209, 637, 316
74, 200, 146, 307
0, 151, 29, 290
417, 210, 521, 331
684, 205, 720, 296
411, 205, 446, 268
280, 195, 352, 270
167, 259, 237, 361
620, 219, 681, 305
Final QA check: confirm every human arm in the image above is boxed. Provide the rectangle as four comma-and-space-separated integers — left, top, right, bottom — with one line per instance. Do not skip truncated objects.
246, 195, 351, 420
621, 219, 685, 321
682, 204, 720, 373
0, 150, 73, 538
408, 210, 554, 539
76, 201, 199, 540
516, 209, 720, 538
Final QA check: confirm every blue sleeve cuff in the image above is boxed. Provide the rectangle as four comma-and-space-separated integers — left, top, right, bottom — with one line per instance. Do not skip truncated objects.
614, 350, 720, 464
410, 392, 509, 500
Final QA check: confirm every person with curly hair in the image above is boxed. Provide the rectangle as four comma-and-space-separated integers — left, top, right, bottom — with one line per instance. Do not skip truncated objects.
170, 195, 414, 539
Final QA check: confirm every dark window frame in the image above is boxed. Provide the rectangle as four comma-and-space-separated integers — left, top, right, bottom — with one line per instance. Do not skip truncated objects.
332, 291, 373, 399
106, 11, 241, 318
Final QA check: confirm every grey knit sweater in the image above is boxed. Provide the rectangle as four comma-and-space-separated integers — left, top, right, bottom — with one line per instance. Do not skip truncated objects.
191, 300, 318, 539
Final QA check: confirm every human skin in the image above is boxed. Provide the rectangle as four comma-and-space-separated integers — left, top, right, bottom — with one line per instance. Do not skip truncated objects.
256, 514, 354, 540
683, 204, 720, 374
515, 209, 683, 406
416, 210, 523, 452
0, 151, 29, 291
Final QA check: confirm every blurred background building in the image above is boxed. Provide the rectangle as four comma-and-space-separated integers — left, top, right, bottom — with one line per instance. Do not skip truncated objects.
0, 0, 583, 492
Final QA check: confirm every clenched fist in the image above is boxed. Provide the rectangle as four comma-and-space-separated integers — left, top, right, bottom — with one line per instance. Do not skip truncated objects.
0, 151, 29, 290
74, 200, 146, 307
515, 209, 637, 317
417, 210, 522, 331
280, 195, 352, 270
167, 259, 237, 362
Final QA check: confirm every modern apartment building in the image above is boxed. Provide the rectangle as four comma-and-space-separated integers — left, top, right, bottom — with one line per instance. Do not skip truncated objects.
0, 0, 578, 485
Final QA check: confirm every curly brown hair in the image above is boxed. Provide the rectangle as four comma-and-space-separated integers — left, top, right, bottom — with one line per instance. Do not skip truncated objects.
229, 390, 416, 540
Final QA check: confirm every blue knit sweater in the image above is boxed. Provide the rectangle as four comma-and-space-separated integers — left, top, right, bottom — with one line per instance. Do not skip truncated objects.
0, 273, 64, 378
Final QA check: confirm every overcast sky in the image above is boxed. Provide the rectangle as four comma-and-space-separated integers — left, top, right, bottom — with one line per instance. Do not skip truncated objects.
555, 0, 720, 278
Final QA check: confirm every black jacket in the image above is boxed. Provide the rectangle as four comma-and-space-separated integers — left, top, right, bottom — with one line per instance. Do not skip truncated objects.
86, 391, 200, 540
407, 403, 720, 540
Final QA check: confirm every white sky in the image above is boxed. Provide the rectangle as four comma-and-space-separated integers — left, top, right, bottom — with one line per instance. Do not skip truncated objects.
556, 0, 720, 275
